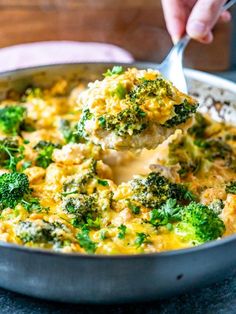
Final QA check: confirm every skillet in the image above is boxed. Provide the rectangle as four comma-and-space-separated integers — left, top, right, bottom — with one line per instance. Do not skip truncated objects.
0, 62, 235, 303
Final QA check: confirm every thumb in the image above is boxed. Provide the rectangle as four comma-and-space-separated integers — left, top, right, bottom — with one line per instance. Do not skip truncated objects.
186, 0, 227, 42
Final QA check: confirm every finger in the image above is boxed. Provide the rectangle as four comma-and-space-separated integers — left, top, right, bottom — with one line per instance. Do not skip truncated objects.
186, 0, 227, 41
197, 31, 214, 44
161, 0, 190, 43
218, 11, 232, 23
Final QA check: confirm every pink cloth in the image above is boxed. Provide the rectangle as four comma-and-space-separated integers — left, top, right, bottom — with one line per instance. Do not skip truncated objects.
0, 41, 134, 72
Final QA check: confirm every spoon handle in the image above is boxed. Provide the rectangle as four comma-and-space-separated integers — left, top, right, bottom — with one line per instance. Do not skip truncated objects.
223, 0, 236, 12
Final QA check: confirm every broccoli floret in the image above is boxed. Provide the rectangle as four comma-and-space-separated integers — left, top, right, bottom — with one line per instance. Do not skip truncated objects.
170, 182, 196, 202
128, 201, 141, 215
184, 113, 236, 171
195, 138, 232, 161
16, 221, 54, 243
34, 140, 61, 169
0, 106, 26, 135
163, 100, 198, 128
130, 172, 195, 209
76, 104, 147, 139
226, 181, 236, 194
0, 137, 24, 171
209, 199, 224, 215
167, 134, 232, 178
130, 78, 173, 103
98, 104, 148, 137
62, 194, 100, 228
175, 202, 225, 244
168, 135, 203, 178
62, 195, 95, 214
149, 199, 225, 243
130, 172, 170, 208
59, 119, 80, 143
62, 162, 97, 195
62, 174, 94, 195
0, 172, 30, 209
0, 172, 47, 212
16, 220, 70, 247
188, 112, 209, 138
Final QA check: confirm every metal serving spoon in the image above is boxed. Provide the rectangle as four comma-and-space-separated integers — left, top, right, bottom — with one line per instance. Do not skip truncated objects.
157, 0, 236, 93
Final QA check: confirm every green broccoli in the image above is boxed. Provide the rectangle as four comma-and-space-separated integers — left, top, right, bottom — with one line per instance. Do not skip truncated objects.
188, 112, 209, 138
149, 198, 225, 243
62, 175, 94, 195
0, 171, 48, 212
163, 99, 198, 128
59, 119, 80, 143
128, 201, 141, 215
208, 199, 224, 214
0, 105, 26, 135
0, 172, 30, 209
188, 113, 236, 171
16, 221, 54, 244
194, 138, 232, 161
167, 135, 203, 178
130, 172, 195, 209
226, 181, 236, 194
167, 133, 232, 178
77, 104, 147, 140
0, 138, 24, 171
62, 164, 97, 195
16, 220, 71, 247
130, 78, 173, 103
175, 202, 225, 244
98, 104, 148, 137
62, 194, 100, 229
34, 140, 61, 169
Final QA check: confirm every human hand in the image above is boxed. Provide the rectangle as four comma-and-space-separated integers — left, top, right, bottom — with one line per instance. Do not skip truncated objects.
161, 0, 231, 44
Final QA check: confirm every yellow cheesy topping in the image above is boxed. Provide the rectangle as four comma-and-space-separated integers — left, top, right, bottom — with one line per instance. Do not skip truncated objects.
77, 67, 198, 150
0, 68, 235, 255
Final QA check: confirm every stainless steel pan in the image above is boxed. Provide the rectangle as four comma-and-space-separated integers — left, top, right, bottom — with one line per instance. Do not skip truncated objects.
0, 63, 235, 304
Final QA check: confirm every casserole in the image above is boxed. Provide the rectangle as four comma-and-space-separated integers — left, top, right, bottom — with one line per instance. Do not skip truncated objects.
0, 62, 235, 303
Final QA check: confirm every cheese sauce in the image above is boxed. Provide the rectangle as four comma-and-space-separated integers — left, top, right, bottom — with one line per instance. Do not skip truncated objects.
0, 75, 235, 255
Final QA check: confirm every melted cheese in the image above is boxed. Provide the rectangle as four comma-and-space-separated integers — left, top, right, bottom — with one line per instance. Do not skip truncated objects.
0, 74, 235, 255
